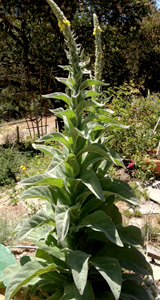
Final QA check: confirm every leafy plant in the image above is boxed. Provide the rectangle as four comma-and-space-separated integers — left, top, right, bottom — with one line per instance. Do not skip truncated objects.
0, 146, 28, 186
106, 85, 160, 181
2, 2, 152, 299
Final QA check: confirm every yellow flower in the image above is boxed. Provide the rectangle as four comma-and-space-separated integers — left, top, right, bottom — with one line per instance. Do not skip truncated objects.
20, 165, 23, 169
22, 166, 26, 171
37, 172, 40, 174
93, 26, 102, 36
26, 173, 29, 176
58, 18, 70, 31
98, 26, 102, 32
93, 28, 96, 36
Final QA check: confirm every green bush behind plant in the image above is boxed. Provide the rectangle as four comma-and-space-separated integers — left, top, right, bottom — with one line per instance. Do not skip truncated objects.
105, 83, 160, 180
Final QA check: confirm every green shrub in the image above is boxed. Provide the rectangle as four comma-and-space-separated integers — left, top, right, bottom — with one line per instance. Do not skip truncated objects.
0, 146, 28, 186
105, 84, 160, 181
1, 2, 152, 300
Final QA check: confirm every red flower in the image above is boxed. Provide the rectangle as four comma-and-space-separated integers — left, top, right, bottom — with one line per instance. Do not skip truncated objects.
128, 159, 135, 168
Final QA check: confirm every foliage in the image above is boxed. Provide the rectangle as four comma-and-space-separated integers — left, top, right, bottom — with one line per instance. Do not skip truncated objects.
0, 146, 29, 186
2, 2, 152, 300
106, 84, 160, 181
0, 244, 16, 284
0, 0, 159, 122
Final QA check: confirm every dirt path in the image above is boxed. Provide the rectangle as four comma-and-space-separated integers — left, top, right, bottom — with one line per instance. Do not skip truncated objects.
0, 115, 57, 145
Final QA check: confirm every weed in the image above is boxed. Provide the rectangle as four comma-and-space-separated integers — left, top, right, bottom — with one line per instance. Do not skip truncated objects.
134, 209, 142, 218
123, 209, 133, 218
142, 222, 160, 242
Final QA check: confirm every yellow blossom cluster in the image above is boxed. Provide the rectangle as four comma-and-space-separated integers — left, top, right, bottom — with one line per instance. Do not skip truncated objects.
93, 26, 102, 36
58, 19, 70, 31
20, 165, 26, 171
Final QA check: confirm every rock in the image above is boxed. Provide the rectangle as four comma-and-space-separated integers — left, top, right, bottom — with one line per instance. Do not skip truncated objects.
117, 168, 131, 182
147, 187, 160, 204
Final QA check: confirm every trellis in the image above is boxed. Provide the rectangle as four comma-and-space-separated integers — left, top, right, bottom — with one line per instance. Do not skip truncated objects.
0, 67, 58, 139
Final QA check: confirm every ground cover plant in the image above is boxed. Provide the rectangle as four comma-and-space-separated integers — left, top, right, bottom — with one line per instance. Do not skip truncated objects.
0, 1, 154, 299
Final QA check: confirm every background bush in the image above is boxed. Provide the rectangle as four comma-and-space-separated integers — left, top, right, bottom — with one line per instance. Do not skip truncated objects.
106, 84, 160, 180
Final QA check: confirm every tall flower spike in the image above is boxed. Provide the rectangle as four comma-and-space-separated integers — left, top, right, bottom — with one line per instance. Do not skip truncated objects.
46, 0, 80, 77
93, 13, 102, 88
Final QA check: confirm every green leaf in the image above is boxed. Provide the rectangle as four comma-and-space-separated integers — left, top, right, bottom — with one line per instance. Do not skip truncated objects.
5, 260, 56, 300
80, 79, 108, 91
68, 128, 86, 154
37, 132, 70, 149
19, 186, 56, 203
20, 174, 64, 188
85, 90, 101, 98
54, 109, 78, 128
64, 154, 80, 178
0, 244, 16, 281
67, 250, 91, 295
80, 169, 105, 201
121, 280, 151, 300
100, 177, 139, 206
59, 282, 94, 300
18, 210, 55, 240
97, 243, 152, 275
1, 263, 21, 287
47, 291, 63, 300
117, 225, 144, 247
55, 77, 74, 90
42, 92, 72, 106
82, 113, 128, 129
55, 202, 70, 244
91, 257, 122, 300
76, 210, 123, 247
79, 58, 90, 69
58, 65, 72, 72
76, 99, 104, 117
78, 143, 124, 167
32, 143, 64, 158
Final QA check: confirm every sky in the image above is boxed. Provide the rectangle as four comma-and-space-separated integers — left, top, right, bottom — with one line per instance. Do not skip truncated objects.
156, 0, 160, 8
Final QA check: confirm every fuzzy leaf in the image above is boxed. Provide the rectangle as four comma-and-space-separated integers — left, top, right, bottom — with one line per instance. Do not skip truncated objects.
37, 132, 70, 149
55, 77, 74, 90
78, 143, 124, 167
117, 225, 144, 247
80, 79, 108, 91
19, 174, 64, 188
97, 243, 152, 275
100, 177, 139, 206
121, 280, 151, 300
67, 250, 91, 295
18, 210, 54, 240
55, 202, 70, 244
19, 186, 56, 203
76, 210, 123, 247
64, 154, 80, 178
85, 90, 101, 98
42, 92, 72, 106
80, 169, 105, 201
91, 257, 122, 300
5, 261, 56, 300
0, 244, 16, 281
59, 282, 94, 300
32, 143, 64, 158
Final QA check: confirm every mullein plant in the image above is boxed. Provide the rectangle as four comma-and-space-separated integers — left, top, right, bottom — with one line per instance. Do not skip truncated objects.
2, 1, 153, 299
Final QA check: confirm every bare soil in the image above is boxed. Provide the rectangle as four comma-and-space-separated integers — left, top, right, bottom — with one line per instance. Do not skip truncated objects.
0, 115, 57, 144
